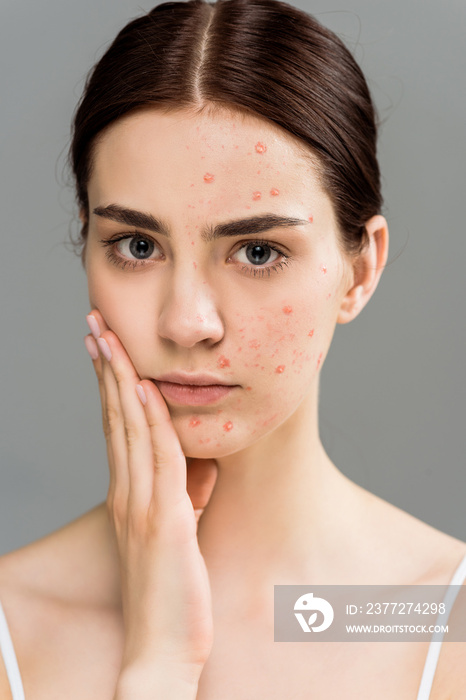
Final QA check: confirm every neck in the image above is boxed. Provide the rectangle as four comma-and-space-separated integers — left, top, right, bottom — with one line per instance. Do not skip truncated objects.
196, 388, 362, 602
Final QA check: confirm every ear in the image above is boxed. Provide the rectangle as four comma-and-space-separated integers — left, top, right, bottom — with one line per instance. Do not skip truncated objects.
337, 214, 389, 324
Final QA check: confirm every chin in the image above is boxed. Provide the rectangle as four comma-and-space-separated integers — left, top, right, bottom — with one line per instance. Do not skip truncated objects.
178, 425, 253, 460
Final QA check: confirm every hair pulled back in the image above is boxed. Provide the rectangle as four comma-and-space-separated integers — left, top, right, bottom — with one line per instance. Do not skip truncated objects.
69, 0, 382, 264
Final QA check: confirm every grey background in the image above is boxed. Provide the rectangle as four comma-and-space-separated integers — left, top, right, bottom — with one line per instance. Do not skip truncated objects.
1, 0, 465, 553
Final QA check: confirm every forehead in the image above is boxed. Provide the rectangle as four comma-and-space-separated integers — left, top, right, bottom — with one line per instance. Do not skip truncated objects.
88, 106, 332, 225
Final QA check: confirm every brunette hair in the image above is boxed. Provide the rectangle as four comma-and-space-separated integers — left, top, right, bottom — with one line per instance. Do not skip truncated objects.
69, 0, 382, 265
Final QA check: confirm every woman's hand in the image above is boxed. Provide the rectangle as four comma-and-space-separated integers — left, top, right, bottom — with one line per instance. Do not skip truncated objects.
84, 309, 218, 684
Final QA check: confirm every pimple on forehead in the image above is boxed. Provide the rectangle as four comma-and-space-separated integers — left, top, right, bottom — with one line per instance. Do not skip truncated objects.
275, 365, 286, 373
270, 188, 279, 196
203, 173, 214, 183
255, 142, 267, 154
282, 305, 293, 314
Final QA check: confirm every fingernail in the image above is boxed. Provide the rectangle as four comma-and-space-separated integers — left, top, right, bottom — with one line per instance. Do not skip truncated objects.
97, 337, 112, 361
86, 314, 101, 339
136, 384, 147, 405
84, 335, 99, 360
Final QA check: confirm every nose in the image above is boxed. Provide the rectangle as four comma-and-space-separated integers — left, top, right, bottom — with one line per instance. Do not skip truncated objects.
157, 266, 225, 348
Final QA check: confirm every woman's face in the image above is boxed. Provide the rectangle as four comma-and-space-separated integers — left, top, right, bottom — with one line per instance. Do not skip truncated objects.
85, 106, 355, 458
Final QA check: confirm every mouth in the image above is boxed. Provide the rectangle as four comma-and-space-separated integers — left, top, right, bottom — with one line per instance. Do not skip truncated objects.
152, 372, 240, 406
153, 381, 238, 406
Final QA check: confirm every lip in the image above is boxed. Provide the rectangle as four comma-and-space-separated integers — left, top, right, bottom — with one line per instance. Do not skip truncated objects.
151, 372, 239, 406
153, 380, 238, 406
154, 372, 236, 387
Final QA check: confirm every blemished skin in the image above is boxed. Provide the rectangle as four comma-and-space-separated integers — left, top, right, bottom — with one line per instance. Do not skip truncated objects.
2, 105, 466, 700
83, 105, 391, 599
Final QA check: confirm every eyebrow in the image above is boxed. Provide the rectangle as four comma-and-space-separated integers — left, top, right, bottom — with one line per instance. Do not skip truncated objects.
92, 204, 309, 242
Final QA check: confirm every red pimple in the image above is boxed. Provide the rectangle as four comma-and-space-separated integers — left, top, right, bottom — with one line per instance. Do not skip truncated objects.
308, 215, 314, 223
252, 191, 261, 201
255, 141, 267, 154
326, 292, 332, 300
189, 418, 201, 428
308, 329, 315, 337
193, 261, 197, 269
320, 263, 327, 274
223, 421, 234, 432
282, 305, 293, 314
217, 355, 231, 368
275, 365, 286, 374
270, 188, 280, 196
246, 386, 252, 391
316, 352, 323, 369
203, 172, 214, 183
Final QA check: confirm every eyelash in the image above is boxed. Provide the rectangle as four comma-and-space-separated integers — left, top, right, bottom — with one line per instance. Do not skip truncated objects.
98, 232, 291, 278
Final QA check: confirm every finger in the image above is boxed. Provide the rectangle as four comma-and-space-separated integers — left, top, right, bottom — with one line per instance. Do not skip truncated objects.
97, 331, 155, 512
95, 334, 131, 512
137, 379, 189, 512
84, 333, 117, 499
86, 309, 110, 339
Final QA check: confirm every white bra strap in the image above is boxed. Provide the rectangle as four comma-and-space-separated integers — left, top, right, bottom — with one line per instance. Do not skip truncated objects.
0, 601, 25, 700
416, 550, 466, 700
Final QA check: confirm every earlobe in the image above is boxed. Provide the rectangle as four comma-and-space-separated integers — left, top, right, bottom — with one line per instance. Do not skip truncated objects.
337, 214, 389, 325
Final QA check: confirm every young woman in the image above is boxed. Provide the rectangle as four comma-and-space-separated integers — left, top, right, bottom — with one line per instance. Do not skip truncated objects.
0, 0, 465, 698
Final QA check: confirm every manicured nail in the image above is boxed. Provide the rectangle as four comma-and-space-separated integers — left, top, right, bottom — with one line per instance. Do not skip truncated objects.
97, 337, 112, 361
136, 384, 147, 405
86, 314, 101, 339
84, 335, 99, 360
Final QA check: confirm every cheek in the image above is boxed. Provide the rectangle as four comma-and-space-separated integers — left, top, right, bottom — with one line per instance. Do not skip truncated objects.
233, 301, 317, 381
87, 267, 153, 368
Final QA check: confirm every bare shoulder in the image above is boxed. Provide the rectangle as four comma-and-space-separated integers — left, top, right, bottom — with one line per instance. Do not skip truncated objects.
350, 479, 466, 584
0, 504, 123, 698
